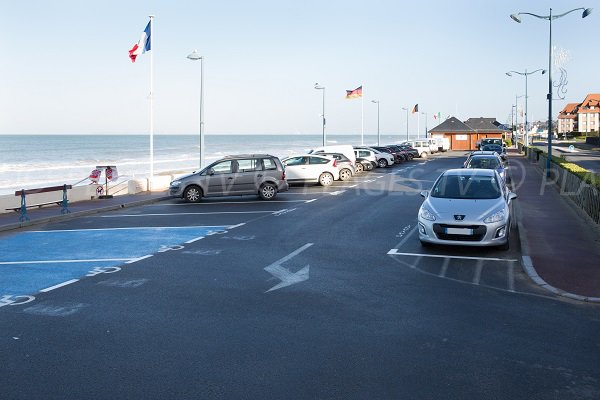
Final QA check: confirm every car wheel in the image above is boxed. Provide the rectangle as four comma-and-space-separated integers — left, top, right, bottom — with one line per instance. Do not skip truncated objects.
365, 162, 374, 171
184, 185, 202, 203
355, 163, 364, 173
378, 158, 388, 168
421, 152, 429, 159
258, 183, 277, 200
339, 168, 352, 181
319, 172, 334, 186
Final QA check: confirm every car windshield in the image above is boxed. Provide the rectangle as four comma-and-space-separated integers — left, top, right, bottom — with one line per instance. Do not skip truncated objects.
467, 157, 500, 169
431, 174, 501, 199
482, 144, 503, 152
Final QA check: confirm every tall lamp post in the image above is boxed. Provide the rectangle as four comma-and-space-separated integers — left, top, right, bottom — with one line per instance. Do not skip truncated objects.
401, 107, 409, 142
187, 50, 204, 169
510, 7, 592, 177
314, 83, 326, 146
421, 111, 428, 138
506, 69, 546, 146
515, 94, 525, 141
371, 100, 380, 145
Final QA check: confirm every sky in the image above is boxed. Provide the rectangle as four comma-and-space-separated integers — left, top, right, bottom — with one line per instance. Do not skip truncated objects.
0, 0, 597, 136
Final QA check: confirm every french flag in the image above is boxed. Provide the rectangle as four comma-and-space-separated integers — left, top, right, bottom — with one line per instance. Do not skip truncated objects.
129, 21, 151, 63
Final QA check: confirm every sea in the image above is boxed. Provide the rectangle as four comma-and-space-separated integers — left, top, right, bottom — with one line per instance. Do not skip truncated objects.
0, 133, 416, 196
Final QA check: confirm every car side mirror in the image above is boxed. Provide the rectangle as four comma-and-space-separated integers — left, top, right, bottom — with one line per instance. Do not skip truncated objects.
208, 168, 215, 176
508, 192, 517, 201
420, 190, 429, 198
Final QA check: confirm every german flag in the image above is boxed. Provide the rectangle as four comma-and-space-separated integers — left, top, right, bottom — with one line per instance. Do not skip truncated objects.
412, 104, 419, 113
346, 86, 363, 99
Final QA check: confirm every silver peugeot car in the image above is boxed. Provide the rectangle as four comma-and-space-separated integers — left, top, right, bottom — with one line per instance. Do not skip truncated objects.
418, 168, 517, 250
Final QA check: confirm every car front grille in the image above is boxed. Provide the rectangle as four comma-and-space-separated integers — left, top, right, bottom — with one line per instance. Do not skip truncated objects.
433, 224, 487, 241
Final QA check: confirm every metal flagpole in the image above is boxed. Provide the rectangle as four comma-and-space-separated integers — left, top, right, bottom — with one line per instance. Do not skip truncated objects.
361, 86, 364, 145
417, 111, 420, 139
149, 15, 155, 189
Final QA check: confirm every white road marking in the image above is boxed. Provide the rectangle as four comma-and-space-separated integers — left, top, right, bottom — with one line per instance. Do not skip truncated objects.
305, 199, 317, 203
0, 258, 132, 265
31, 226, 229, 233
99, 211, 278, 217
387, 249, 518, 262
472, 260, 484, 285
125, 255, 153, 263
161, 199, 315, 205
507, 261, 515, 292
328, 190, 347, 195
439, 258, 450, 277
40, 279, 80, 293
264, 243, 314, 292
185, 236, 205, 244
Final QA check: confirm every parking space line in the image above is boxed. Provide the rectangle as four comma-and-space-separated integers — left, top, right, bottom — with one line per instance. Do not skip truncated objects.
472, 260, 484, 285
99, 211, 279, 217
439, 258, 450, 277
160, 199, 315, 205
387, 249, 518, 262
507, 261, 515, 292
40, 279, 80, 293
0, 258, 132, 265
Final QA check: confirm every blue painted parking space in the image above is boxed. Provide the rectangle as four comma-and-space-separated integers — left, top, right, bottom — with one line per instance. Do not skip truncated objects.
0, 226, 229, 300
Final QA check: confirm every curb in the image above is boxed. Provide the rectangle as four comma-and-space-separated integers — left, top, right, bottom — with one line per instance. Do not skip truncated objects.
0, 195, 172, 234
511, 159, 600, 304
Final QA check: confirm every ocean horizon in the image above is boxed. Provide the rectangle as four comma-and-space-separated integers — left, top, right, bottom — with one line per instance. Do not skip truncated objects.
0, 133, 421, 195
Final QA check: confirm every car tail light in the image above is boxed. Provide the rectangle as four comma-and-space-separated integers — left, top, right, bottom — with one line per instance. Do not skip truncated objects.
332, 159, 337, 167
281, 170, 286, 180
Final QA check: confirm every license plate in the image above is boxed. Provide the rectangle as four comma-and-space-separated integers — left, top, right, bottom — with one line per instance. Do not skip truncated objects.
445, 227, 473, 235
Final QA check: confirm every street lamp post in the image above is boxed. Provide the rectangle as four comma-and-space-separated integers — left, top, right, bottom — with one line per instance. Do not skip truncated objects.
510, 7, 592, 177
506, 69, 546, 146
401, 107, 409, 142
187, 50, 204, 169
515, 94, 525, 141
421, 111, 428, 138
372, 100, 380, 145
314, 83, 326, 146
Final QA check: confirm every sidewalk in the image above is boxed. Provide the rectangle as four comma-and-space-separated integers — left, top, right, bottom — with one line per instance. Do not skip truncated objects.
509, 150, 600, 302
0, 191, 170, 233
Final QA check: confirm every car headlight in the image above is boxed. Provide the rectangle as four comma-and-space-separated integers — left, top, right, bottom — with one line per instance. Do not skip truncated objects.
484, 209, 506, 224
420, 208, 436, 221
170, 180, 181, 187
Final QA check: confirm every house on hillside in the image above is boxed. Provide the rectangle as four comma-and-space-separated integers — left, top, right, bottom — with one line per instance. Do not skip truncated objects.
428, 117, 509, 150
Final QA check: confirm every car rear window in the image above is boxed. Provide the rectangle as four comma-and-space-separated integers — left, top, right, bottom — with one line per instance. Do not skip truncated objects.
309, 156, 331, 165
431, 175, 501, 199
263, 158, 277, 170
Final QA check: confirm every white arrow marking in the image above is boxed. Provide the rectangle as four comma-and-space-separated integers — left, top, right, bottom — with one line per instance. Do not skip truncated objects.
328, 190, 346, 196
264, 243, 313, 292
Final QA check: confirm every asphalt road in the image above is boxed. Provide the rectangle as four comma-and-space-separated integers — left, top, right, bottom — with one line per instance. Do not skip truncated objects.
1, 152, 599, 399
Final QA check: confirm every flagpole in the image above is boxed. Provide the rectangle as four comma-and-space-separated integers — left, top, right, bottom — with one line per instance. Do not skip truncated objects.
361, 85, 364, 145
149, 15, 155, 189
417, 110, 420, 139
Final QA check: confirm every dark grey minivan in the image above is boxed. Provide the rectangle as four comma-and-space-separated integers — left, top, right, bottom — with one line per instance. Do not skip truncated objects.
169, 154, 288, 202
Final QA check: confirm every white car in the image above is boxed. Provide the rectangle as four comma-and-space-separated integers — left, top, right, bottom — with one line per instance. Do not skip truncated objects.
418, 168, 517, 250
354, 146, 394, 168
281, 154, 340, 186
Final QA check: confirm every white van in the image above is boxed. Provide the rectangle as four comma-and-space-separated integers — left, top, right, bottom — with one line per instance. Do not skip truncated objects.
426, 138, 439, 153
403, 140, 432, 158
430, 136, 450, 152
310, 145, 357, 166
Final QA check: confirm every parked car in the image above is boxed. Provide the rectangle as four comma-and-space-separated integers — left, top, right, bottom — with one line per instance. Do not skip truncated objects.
396, 144, 419, 159
464, 151, 504, 168
309, 145, 356, 167
371, 146, 405, 164
478, 138, 504, 150
354, 148, 378, 169
418, 168, 517, 249
386, 144, 414, 161
402, 140, 432, 158
313, 152, 355, 181
355, 157, 374, 172
169, 154, 288, 202
464, 153, 508, 183
281, 154, 340, 186
481, 144, 507, 161
354, 146, 395, 168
